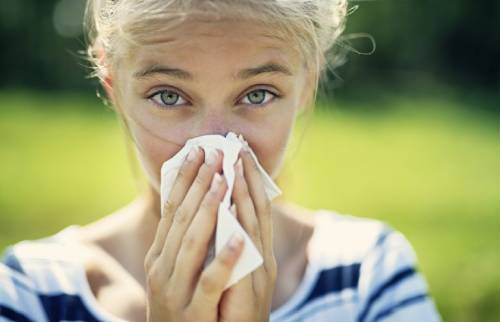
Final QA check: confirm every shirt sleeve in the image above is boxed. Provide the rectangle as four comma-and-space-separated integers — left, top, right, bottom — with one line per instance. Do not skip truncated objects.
1, 247, 48, 322
356, 229, 442, 322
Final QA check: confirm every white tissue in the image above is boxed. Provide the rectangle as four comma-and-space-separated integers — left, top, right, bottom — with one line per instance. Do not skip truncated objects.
160, 131, 281, 290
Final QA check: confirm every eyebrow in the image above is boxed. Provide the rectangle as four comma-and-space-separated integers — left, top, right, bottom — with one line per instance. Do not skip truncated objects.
133, 61, 293, 80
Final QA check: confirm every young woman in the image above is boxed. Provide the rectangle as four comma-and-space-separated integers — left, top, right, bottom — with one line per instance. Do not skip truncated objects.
0, 0, 441, 321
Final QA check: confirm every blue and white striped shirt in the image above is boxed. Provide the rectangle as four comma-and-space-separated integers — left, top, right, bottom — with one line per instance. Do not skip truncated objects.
0, 209, 442, 322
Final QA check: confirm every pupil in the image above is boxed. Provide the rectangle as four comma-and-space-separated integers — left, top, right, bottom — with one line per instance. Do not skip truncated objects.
160, 91, 178, 105
249, 90, 265, 104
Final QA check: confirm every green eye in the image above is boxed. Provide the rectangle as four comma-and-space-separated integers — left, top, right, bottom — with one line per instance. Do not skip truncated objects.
150, 89, 188, 108
242, 89, 277, 106
160, 90, 179, 105
149, 88, 279, 109
248, 90, 265, 104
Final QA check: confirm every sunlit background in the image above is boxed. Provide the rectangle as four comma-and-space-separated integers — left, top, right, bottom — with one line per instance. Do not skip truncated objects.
1, 1, 499, 322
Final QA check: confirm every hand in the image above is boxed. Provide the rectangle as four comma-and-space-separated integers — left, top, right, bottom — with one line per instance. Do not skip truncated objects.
144, 147, 246, 322
218, 143, 278, 322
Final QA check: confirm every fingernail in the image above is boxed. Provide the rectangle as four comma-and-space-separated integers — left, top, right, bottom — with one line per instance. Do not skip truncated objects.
186, 146, 198, 162
205, 149, 218, 165
235, 158, 243, 176
228, 232, 244, 251
210, 172, 222, 191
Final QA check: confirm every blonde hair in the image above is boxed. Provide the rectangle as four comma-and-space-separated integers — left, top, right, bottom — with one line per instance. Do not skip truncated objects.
84, 0, 348, 109
83, 0, 350, 194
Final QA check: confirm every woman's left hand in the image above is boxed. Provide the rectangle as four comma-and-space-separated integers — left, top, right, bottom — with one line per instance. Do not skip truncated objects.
218, 142, 278, 322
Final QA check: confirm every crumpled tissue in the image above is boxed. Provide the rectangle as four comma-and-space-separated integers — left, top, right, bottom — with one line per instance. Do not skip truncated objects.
160, 131, 281, 290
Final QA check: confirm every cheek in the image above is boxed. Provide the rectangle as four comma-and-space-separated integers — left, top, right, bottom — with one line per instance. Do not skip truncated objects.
129, 121, 187, 194
243, 109, 296, 179
118, 101, 195, 193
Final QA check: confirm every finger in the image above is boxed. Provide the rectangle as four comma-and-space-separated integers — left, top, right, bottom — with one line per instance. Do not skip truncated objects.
170, 172, 228, 301
232, 158, 263, 257
146, 146, 204, 269
239, 144, 277, 296
159, 149, 223, 277
162, 146, 204, 221
218, 273, 255, 316
240, 143, 274, 272
189, 232, 245, 310
144, 217, 170, 273
233, 156, 270, 291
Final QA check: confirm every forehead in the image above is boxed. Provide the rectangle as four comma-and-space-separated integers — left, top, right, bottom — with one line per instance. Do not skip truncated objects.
122, 17, 304, 79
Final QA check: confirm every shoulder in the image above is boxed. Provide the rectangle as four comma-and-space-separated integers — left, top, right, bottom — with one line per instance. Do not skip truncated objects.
305, 208, 395, 275
1, 226, 84, 279
0, 228, 101, 321
0, 260, 47, 322
309, 209, 442, 322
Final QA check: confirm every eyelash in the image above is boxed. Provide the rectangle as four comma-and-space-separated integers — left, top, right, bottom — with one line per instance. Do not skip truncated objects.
147, 87, 281, 109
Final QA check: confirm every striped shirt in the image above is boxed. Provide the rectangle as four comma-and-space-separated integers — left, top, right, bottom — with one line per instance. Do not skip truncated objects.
0, 209, 442, 322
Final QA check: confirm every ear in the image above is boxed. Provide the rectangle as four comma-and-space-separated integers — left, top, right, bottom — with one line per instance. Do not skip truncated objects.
102, 74, 114, 103
98, 65, 121, 114
101, 72, 126, 116
95, 46, 121, 113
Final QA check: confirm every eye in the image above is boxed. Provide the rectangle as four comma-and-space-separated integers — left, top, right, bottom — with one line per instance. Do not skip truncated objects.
240, 89, 279, 107
147, 87, 280, 109
149, 89, 188, 108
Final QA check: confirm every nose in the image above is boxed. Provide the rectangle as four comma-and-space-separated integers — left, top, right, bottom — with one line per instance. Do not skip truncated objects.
194, 111, 232, 137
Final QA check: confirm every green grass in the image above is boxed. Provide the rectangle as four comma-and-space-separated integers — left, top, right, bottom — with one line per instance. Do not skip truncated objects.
0, 89, 499, 322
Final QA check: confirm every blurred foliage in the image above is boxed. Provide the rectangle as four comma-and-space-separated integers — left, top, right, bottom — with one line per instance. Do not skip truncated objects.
0, 0, 499, 102
331, 0, 500, 93
1, 0, 499, 321
1, 90, 499, 321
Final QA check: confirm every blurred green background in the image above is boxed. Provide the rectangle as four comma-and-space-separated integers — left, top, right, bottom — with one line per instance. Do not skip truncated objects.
0, 1, 499, 322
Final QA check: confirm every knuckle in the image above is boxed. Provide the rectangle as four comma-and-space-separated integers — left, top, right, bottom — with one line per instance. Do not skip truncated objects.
182, 233, 198, 252
175, 164, 188, 181
236, 201, 260, 239
193, 174, 205, 187
242, 193, 253, 206
246, 219, 260, 239
203, 188, 219, 205
218, 249, 235, 268
194, 166, 211, 187
177, 164, 189, 180
235, 184, 249, 206
240, 179, 250, 195
198, 201, 213, 217
199, 272, 218, 295
146, 264, 162, 293
163, 199, 177, 216
173, 206, 189, 225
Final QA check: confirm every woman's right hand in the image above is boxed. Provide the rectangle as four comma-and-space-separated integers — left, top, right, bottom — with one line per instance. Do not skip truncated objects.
143, 146, 246, 322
